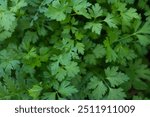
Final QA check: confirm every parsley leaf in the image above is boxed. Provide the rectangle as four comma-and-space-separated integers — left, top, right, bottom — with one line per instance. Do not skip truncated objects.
88, 76, 107, 99
104, 14, 117, 28
93, 44, 106, 58
58, 81, 78, 97
28, 85, 43, 99
45, 0, 71, 21
0, 11, 16, 30
106, 88, 126, 100
65, 61, 80, 78
84, 22, 102, 35
88, 3, 103, 18
105, 67, 129, 87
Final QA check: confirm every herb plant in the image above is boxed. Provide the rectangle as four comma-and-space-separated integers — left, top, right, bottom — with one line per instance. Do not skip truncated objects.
0, 0, 150, 100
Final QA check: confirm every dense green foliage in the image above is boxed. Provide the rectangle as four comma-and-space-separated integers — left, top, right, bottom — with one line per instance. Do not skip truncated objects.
0, 0, 150, 100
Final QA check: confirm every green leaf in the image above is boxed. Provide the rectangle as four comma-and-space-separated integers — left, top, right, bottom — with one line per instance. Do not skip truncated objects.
0, 31, 12, 41
65, 61, 80, 77
135, 62, 150, 80
121, 8, 140, 25
75, 42, 85, 55
136, 21, 150, 34
3, 76, 16, 92
84, 22, 102, 35
88, 76, 107, 99
75, 32, 84, 40
59, 53, 72, 65
50, 61, 59, 75
136, 34, 150, 46
0, 11, 16, 30
55, 67, 67, 81
10, 0, 27, 12
28, 85, 43, 99
106, 88, 126, 100
115, 45, 137, 62
44, 0, 71, 21
0, 49, 20, 74
0, 0, 7, 9
88, 3, 103, 18
58, 81, 78, 97
128, 60, 150, 81
39, 47, 49, 62
105, 67, 129, 87
5, 60, 20, 73
72, 0, 91, 11
104, 39, 118, 62
84, 54, 96, 65
23, 47, 37, 59
72, 0, 91, 18
104, 14, 117, 28
106, 46, 118, 62
42, 92, 56, 100
93, 44, 106, 58
23, 31, 38, 43
0, 82, 9, 99
133, 78, 148, 90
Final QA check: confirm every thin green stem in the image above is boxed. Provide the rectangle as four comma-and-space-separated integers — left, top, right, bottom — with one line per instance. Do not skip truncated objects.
113, 32, 137, 44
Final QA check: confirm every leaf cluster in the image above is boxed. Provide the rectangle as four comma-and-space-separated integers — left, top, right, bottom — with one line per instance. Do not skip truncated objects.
0, 0, 150, 100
